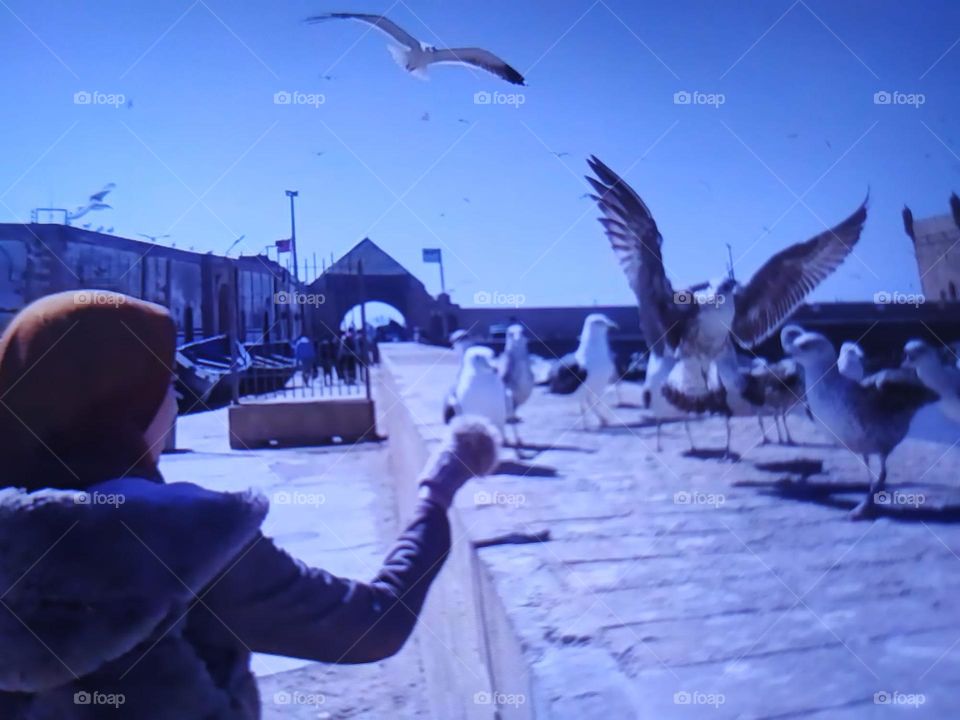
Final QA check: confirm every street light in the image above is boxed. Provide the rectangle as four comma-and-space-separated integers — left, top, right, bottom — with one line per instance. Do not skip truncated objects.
285, 190, 299, 281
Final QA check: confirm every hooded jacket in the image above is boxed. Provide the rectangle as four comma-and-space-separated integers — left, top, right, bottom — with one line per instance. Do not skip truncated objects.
0, 477, 450, 719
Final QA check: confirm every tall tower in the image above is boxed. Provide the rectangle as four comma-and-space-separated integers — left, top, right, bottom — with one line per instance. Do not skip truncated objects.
904, 195, 960, 302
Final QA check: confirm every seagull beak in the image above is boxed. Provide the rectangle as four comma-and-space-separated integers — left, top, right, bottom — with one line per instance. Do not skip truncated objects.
605, 318, 618, 329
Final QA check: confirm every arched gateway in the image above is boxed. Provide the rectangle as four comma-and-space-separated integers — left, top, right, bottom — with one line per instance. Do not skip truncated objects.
307, 238, 453, 341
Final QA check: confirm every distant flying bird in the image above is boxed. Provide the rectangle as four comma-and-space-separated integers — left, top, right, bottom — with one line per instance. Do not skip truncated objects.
825, 139, 832, 150
586, 155, 868, 416
903, 339, 960, 423
552, 151, 570, 158
788, 331, 938, 519
139, 233, 171, 243
421, 111, 430, 121
787, 132, 799, 139
315, 151, 325, 157
68, 183, 115, 221
306, 13, 526, 85
548, 314, 618, 428
499, 324, 535, 421
458, 118, 471, 124
224, 235, 246, 256
463, 197, 470, 203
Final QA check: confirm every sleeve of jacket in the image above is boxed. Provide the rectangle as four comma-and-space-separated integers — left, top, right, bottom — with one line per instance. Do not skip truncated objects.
199, 497, 451, 663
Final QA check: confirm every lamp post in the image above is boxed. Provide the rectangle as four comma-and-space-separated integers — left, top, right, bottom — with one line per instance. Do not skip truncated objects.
285, 190, 299, 282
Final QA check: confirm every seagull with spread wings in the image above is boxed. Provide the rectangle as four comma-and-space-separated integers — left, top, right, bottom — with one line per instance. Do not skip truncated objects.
305, 12, 525, 85
586, 156, 868, 438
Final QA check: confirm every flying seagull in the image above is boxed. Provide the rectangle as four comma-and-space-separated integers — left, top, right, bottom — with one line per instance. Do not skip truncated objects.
138, 233, 171, 243
586, 155, 868, 417
224, 235, 246, 256
306, 13, 525, 85
548, 314, 618, 429
788, 331, 938, 519
88, 183, 116, 203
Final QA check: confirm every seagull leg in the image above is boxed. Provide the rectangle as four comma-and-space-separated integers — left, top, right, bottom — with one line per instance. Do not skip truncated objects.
850, 454, 879, 520
781, 413, 796, 445
722, 416, 737, 461
773, 414, 784, 444
757, 415, 770, 445
655, 420, 663, 452
684, 420, 696, 452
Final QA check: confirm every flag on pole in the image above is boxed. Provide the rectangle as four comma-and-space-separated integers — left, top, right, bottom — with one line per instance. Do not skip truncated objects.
422, 248, 442, 263
276, 238, 291, 252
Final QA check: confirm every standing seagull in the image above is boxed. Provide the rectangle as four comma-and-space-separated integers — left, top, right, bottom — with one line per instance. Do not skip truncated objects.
788, 332, 938, 518
500, 324, 534, 422
902, 339, 960, 423
445, 346, 508, 436
306, 13, 525, 85
548, 314, 617, 428
586, 156, 867, 424
838, 341, 866, 380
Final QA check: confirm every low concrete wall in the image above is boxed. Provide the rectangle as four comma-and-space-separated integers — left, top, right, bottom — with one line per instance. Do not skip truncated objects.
228, 398, 376, 448
379, 344, 534, 720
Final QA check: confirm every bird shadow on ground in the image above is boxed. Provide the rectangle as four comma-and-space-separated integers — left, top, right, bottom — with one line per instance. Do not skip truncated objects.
748, 478, 960, 523
683, 448, 742, 463
494, 460, 558, 478
510, 442, 596, 453
751, 458, 825, 478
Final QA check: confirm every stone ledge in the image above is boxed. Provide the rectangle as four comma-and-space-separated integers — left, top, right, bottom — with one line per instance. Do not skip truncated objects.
228, 398, 377, 448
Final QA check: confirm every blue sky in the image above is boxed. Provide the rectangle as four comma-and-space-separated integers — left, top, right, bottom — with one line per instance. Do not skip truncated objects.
1, 0, 958, 309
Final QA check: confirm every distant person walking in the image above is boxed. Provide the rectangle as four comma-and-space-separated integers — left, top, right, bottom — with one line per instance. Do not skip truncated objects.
339, 328, 358, 384
0, 290, 498, 719
319, 336, 336, 385
294, 333, 316, 386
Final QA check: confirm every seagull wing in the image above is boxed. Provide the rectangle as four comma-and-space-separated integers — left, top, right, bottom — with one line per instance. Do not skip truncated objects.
427, 48, 525, 85
89, 183, 115, 203
732, 197, 868, 348
304, 12, 421, 50
861, 368, 939, 413
586, 155, 692, 355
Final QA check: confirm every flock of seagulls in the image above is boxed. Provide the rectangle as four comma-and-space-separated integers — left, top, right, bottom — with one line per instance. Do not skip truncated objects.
438, 149, 953, 519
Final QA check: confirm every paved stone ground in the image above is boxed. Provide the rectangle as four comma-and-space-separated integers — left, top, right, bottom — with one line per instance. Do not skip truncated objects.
161, 390, 431, 720
384, 343, 960, 719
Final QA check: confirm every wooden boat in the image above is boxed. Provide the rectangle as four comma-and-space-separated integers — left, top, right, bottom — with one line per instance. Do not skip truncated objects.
175, 335, 252, 413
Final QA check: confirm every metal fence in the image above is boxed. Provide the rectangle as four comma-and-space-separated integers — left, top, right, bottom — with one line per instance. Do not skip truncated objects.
239, 334, 374, 402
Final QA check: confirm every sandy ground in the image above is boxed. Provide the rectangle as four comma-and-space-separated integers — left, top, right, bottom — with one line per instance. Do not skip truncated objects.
162, 383, 432, 720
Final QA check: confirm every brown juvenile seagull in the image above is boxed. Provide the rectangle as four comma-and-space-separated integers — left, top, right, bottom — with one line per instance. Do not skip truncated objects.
306, 13, 525, 85
585, 156, 868, 443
